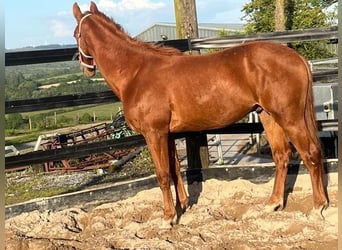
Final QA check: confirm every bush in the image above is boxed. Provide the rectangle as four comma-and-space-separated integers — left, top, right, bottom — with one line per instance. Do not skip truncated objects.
80, 113, 93, 124
5, 113, 24, 130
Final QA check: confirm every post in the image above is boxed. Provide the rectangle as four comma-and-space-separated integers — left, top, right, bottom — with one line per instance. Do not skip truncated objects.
275, 0, 285, 31
186, 133, 209, 169
174, 0, 199, 40
215, 134, 224, 165
29, 116, 32, 131
174, 0, 209, 169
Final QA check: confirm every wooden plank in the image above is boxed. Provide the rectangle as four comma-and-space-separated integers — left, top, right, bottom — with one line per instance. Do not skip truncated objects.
5, 134, 146, 169
5, 174, 159, 219
5, 70, 337, 114
5, 161, 338, 219
5, 123, 264, 169
155, 39, 189, 52
5, 40, 189, 67
5, 120, 336, 169
5, 91, 119, 114
5, 47, 78, 66
5, 26, 337, 66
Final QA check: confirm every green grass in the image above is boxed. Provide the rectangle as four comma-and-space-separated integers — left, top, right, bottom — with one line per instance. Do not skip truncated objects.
6, 177, 65, 205
22, 102, 123, 124
5, 172, 77, 205
6, 102, 123, 145
24, 102, 122, 118
5, 148, 155, 205
5, 130, 44, 145
36, 72, 82, 83
56, 102, 123, 119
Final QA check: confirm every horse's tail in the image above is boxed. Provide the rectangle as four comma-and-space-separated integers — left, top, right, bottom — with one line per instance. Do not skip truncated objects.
302, 57, 321, 149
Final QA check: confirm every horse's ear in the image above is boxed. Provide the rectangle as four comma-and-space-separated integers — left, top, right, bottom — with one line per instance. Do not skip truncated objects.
90, 1, 99, 13
73, 2, 82, 22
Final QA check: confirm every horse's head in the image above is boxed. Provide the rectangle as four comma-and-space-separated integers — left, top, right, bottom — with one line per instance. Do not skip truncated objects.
73, 2, 98, 77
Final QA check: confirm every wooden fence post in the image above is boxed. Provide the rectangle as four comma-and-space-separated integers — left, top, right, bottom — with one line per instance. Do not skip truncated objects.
185, 133, 209, 169
174, 0, 209, 169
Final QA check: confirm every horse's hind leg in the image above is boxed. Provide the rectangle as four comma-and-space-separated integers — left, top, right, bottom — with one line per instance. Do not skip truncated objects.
168, 136, 188, 220
282, 122, 327, 216
259, 112, 292, 211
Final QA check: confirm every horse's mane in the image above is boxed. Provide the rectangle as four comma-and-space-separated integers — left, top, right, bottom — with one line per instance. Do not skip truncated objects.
94, 11, 183, 56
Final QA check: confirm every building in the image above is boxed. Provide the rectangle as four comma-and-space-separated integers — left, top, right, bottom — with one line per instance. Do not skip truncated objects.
135, 22, 245, 42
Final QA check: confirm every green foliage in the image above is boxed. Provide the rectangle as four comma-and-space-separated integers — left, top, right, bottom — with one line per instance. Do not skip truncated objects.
243, 0, 275, 33
218, 29, 229, 37
80, 113, 93, 124
4, 59, 122, 137
243, 0, 335, 32
5, 61, 110, 101
58, 115, 74, 127
112, 147, 154, 174
5, 113, 24, 130
242, 0, 337, 59
30, 113, 50, 130
5, 71, 25, 86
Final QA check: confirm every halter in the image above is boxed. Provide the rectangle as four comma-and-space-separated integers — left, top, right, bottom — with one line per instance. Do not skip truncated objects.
77, 13, 96, 70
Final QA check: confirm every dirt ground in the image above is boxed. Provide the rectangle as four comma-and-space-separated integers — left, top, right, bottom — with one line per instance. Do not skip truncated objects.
5, 172, 337, 250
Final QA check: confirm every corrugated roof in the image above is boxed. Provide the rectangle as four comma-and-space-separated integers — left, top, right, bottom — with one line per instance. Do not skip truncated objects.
135, 22, 245, 42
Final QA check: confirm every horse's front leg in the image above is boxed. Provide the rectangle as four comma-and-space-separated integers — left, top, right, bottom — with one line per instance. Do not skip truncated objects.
144, 132, 176, 229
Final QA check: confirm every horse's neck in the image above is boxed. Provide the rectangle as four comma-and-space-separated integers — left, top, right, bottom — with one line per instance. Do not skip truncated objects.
88, 25, 145, 99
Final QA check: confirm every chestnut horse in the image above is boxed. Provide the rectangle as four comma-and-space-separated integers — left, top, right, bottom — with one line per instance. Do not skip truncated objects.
73, 2, 327, 228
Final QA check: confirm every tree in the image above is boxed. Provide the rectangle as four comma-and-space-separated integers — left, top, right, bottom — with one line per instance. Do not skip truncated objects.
173, 0, 199, 39
242, 0, 337, 59
5, 71, 25, 86
275, 0, 285, 31
242, 0, 275, 33
243, 0, 336, 32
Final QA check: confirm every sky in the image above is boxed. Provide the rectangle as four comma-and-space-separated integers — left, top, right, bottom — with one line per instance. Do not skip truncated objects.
5, 0, 248, 49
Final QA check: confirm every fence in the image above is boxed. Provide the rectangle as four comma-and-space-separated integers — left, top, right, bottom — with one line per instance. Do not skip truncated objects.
5, 26, 338, 170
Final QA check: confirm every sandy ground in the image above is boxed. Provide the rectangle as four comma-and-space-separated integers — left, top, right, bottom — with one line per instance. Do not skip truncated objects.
5, 172, 337, 250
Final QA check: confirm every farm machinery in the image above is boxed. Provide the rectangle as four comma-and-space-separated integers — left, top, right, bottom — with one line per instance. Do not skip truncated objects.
36, 110, 137, 172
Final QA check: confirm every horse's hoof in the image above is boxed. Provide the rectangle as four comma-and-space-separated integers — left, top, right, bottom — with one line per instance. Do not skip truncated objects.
180, 202, 188, 213
159, 219, 173, 230
264, 202, 283, 213
172, 215, 179, 225
176, 201, 188, 217
309, 204, 328, 220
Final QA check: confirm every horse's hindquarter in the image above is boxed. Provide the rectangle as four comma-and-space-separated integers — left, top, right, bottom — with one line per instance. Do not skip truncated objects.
170, 42, 309, 132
